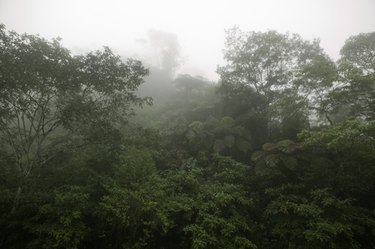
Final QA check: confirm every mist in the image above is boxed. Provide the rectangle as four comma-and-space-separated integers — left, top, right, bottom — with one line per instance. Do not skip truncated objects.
1, 0, 374, 80
1, 1, 375, 248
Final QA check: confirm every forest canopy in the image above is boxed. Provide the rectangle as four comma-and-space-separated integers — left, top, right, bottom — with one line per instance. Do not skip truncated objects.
0, 24, 375, 249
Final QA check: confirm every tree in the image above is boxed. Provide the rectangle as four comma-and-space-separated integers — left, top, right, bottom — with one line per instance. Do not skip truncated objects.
217, 27, 337, 137
0, 25, 150, 209
251, 121, 375, 248
334, 32, 375, 121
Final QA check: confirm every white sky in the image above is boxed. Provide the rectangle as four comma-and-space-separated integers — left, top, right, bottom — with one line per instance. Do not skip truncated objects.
0, 0, 374, 80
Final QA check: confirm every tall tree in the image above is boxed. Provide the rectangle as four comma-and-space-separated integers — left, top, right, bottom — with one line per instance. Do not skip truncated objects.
217, 27, 337, 137
0, 25, 150, 209
335, 32, 375, 121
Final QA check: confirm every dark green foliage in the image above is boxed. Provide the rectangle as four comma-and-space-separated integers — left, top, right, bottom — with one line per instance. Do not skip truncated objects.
1, 25, 375, 249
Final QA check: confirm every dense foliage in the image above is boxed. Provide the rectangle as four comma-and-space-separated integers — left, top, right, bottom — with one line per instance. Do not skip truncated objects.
0, 24, 374, 248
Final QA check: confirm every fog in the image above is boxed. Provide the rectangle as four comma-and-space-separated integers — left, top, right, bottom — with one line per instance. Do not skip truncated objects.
1, 0, 374, 80
1, 1, 375, 247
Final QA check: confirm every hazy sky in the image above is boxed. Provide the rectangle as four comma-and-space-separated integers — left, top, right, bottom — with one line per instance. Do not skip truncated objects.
1, 0, 374, 80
